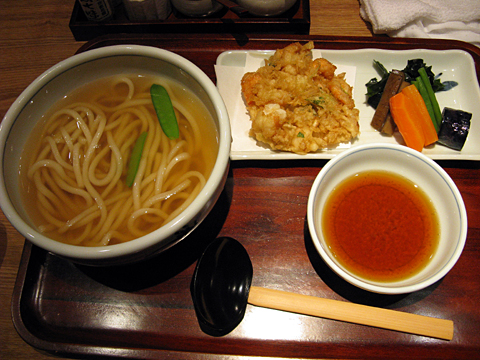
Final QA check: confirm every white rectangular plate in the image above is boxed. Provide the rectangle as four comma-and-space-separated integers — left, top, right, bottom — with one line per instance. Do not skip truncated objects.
215, 48, 480, 160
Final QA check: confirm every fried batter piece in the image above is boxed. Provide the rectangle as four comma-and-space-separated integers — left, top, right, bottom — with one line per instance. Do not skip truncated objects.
241, 41, 360, 154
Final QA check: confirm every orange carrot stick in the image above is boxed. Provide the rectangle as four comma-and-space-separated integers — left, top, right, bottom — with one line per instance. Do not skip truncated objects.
389, 92, 425, 152
402, 85, 438, 146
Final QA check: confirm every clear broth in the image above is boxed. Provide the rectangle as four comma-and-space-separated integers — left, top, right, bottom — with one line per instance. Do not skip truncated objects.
19, 74, 219, 246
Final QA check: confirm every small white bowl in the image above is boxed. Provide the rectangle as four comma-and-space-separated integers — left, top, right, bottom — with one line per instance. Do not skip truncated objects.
0, 45, 231, 266
170, 0, 223, 17
307, 143, 467, 294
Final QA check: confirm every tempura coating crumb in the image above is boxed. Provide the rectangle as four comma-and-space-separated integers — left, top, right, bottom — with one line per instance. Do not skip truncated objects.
241, 41, 360, 154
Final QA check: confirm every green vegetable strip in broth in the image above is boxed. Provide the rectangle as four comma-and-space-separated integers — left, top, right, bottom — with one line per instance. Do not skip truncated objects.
150, 84, 179, 140
126, 131, 148, 187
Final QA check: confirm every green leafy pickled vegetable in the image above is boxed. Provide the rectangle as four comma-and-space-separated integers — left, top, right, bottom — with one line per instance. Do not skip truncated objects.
150, 84, 179, 139
365, 60, 390, 108
126, 131, 148, 187
366, 59, 457, 109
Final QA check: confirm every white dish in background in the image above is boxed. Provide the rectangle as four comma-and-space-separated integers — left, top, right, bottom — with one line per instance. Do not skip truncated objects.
235, 0, 297, 16
215, 48, 480, 160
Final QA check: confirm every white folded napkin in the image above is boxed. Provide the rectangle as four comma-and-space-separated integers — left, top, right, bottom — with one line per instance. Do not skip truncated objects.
359, 0, 480, 47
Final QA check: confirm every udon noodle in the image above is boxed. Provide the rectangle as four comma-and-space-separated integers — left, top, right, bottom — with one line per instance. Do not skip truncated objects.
20, 75, 218, 246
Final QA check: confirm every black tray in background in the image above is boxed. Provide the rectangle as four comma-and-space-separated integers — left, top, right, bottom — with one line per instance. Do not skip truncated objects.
69, 0, 310, 41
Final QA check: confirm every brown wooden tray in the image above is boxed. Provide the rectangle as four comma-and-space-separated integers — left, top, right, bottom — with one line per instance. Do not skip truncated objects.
12, 34, 480, 359
69, 0, 310, 41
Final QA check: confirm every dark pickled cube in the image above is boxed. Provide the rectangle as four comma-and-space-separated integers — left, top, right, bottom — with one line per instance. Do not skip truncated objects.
437, 107, 471, 151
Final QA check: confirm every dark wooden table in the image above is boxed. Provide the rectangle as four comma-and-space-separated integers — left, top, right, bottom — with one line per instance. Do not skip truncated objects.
6, 34, 480, 359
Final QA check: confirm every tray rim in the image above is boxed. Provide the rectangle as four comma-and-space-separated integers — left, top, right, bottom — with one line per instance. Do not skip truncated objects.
75, 33, 480, 84
11, 241, 236, 359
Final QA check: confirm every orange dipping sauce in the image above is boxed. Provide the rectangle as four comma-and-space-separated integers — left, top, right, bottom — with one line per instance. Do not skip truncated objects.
322, 170, 439, 283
